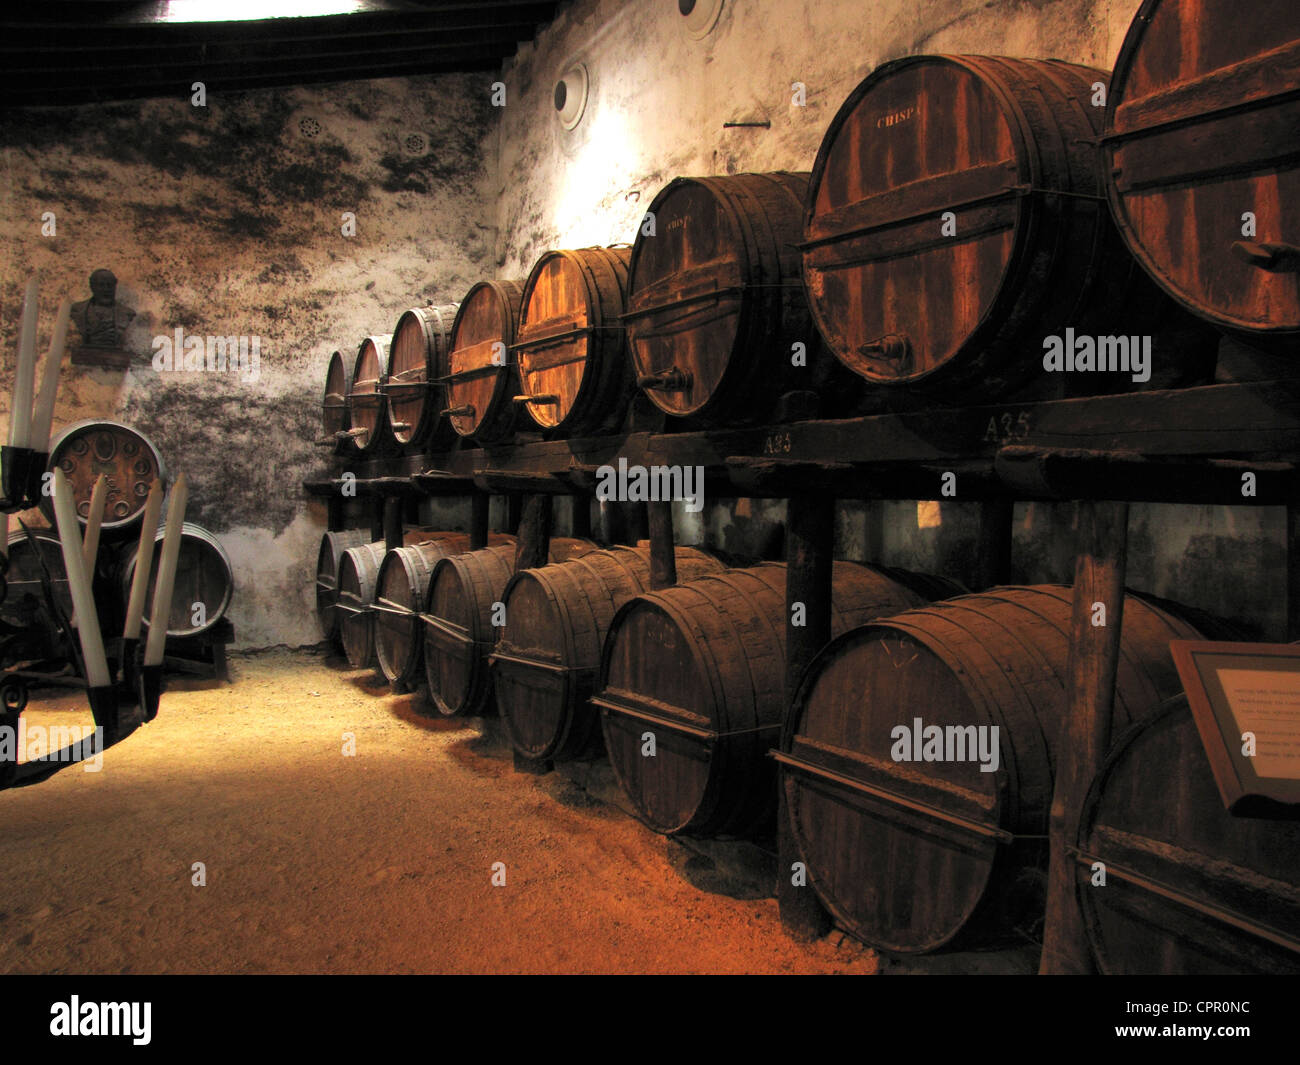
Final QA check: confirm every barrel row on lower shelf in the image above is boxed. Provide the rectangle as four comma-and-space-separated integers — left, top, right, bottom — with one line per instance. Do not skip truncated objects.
315, 530, 1300, 974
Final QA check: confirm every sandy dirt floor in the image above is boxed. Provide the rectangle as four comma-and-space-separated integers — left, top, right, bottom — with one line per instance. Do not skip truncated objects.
0, 648, 878, 975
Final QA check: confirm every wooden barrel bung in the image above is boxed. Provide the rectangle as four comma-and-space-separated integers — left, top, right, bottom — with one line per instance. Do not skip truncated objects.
444, 281, 531, 445
335, 527, 440, 671
42, 420, 166, 533
422, 537, 598, 717
2, 531, 73, 659
802, 55, 1210, 397
320, 350, 354, 454
372, 531, 509, 688
387, 304, 459, 450
315, 529, 371, 645
491, 545, 724, 764
515, 247, 633, 436
627, 173, 843, 425
1103, 0, 1300, 345
347, 334, 393, 455
779, 585, 1207, 954
595, 561, 962, 838
1078, 696, 1300, 974
119, 521, 234, 637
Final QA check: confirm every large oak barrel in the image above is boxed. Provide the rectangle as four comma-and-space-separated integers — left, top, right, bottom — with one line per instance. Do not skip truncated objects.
346, 334, 393, 455
372, 531, 513, 688
514, 247, 633, 435
315, 529, 371, 645
422, 537, 598, 717
627, 173, 838, 425
119, 522, 233, 637
334, 527, 439, 670
444, 281, 531, 445
1103, 0, 1300, 345
492, 545, 724, 763
386, 304, 459, 450
779, 585, 1207, 954
321, 349, 353, 454
802, 56, 1211, 396
2, 531, 72, 660
1079, 696, 1300, 974
42, 420, 166, 533
595, 561, 963, 838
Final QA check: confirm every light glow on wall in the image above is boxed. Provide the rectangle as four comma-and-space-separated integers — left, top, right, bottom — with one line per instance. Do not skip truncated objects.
157, 0, 378, 22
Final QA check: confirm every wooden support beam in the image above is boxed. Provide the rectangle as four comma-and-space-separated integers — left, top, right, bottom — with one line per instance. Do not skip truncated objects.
382, 495, 403, 554
369, 496, 385, 544
571, 494, 592, 541
778, 492, 836, 940
647, 501, 676, 590
1040, 500, 1129, 975
1289, 503, 1300, 642
514, 494, 552, 572
470, 493, 490, 550
506, 492, 523, 536
326, 493, 345, 532
972, 500, 1014, 590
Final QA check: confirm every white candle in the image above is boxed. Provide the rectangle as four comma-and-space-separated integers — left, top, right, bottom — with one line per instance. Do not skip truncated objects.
30, 296, 69, 453
69, 474, 108, 628
51, 470, 111, 688
82, 474, 108, 571
144, 473, 187, 667
123, 480, 164, 640
9, 278, 39, 449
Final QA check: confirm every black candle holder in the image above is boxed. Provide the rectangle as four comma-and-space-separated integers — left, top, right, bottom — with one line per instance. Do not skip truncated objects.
0, 446, 44, 512
137, 663, 163, 722
86, 684, 120, 742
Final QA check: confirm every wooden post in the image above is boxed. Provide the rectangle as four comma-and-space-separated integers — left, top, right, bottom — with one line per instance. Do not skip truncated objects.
514, 494, 552, 572
647, 501, 676, 590
369, 495, 385, 544
778, 493, 835, 939
972, 500, 1014, 590
571, 494, 593, 541
1040, 500, 1129, 975
1288, 503, 1300, 641
506, 492, 523, 535
624, 501, 649, 545
327, 494, 345, 532
383, 494, 403, 554
470, 492, 490, 550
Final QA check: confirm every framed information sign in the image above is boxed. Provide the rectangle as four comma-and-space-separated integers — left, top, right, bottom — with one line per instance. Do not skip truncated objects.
1170, 641, 1300, 818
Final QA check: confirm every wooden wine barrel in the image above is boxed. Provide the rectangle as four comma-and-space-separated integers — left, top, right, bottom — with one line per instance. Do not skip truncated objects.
802, 55, 1207, 396
335, 529, 455, 672
423, 537, 598, 717
387, 304, 459, 449
42, 420, 166, 533
1078, 696, 1300, 974
346, 334, 393, 455
320, 349, 353, 454
595, 561, 964, 838
372, 531, 512, 688
779, 585, 1207, 954
492, 545, 724, 763
1103, 0, 1300, 344
514, 247, 632, 435
315, 529, 370, 645
444, 281, 530, 444
626, 173, 826, 424
2, 531, 72, 660
119, 522, 233, 637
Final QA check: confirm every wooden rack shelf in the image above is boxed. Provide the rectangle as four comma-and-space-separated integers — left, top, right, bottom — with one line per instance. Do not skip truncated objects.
304, 380, 1300, 506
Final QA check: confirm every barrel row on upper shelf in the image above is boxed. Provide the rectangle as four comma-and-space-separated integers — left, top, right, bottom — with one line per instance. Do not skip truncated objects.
321, 0, 1300, 459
